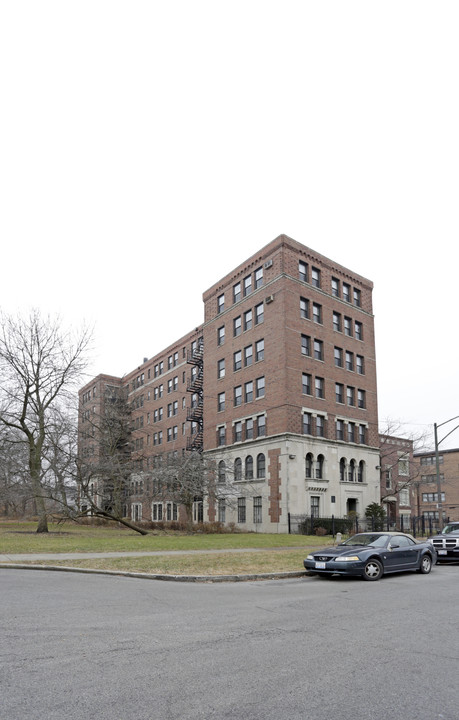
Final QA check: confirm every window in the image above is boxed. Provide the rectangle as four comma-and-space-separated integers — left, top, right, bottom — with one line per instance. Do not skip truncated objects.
335, 383, 344, 404
334, 347, 343, 367
348, 459, 356, 482
355, 321, 363, 340
234, 385, 242, 407
356, 355, 364, 375
167, 379, 173, 393
312, 302, 322, 324
234, 421, 242, 442
233, 282, 241, 303
233, 316, 242, 337
151, 503, 162, 522
244, 345, 253, 367
257, 415, 266, 437
331, 277, 340, 297
234, 458, 242, 481
301, 334, 311, 356
399, 488, 410, 506
333, 312, 341, 332
303, 412, 312, 434
302, 373, 311, 395
311, 267, 321, 288
244, 309, 253, 331
339, 458, 346, 481
344, 317, 352, 336
336, 420, 344, 441
353, 288, 361, 307
236, 497, 247, 525
256, 453, 266, 479
316, 415, 325, 438
343, 283, 351, 302
253, 496, 262, 523
357, 389, 366, 408
217, 294, 225, 314
306, 453, 313, 478
255, 303, 264, 325
347, 386, 355, 406
422, 492, 445, 503
358, 461, 364, 482
359, 425, 366, 444
345, 351, 354, 371
255, 339, 264, 362
234, 350, 242, 371
311, 496, 320, 518
245, 418, 254, 440
314, 339, 323, 361
245, 380, 253, 403
244, 275, 252, 297
347, 422, 355, 443
315, 455, 324, 479
217, 326, 225, 346
217, 359, 225, 379
299, 260, 308, 282
300, 297, 309, 319
217, 426, 226, 446
218, 392, 225, 411
256, 376, 265, 398
398, 457, 409, 476
245, 455, 253, 478
255, 267, 263, 289
315, 377, 324, 399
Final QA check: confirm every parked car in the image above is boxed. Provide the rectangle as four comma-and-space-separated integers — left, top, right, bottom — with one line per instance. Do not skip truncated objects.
304, 532, 436, 581
428, 522, 459, 563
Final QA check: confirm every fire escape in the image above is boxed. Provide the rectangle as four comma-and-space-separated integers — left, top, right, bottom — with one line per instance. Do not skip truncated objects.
186, 337, 204, 452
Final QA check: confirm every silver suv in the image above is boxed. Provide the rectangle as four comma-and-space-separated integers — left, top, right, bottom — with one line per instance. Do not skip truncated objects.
428, 522, 459, 563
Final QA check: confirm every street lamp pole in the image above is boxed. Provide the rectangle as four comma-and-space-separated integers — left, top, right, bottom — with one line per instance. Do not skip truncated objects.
434, 415, 459, 530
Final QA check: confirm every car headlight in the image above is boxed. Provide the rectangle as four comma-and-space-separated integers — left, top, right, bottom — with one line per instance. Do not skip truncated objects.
335, 555, 360, 562
306, 554, 314, 560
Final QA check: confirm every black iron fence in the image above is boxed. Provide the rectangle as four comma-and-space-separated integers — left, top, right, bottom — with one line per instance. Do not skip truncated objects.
289, 513, 448, 538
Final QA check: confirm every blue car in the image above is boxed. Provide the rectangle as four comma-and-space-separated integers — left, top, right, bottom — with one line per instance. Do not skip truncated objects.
304, 532, 437, 581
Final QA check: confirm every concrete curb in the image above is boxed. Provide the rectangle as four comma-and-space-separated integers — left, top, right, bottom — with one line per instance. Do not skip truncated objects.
0, 562, 308, 583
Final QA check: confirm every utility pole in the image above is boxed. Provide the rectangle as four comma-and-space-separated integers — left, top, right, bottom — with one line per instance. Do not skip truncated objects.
434, 415, 459, 530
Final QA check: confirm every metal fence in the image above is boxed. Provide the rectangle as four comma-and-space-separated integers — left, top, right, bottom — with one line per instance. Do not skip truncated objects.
289, 513, 448, 538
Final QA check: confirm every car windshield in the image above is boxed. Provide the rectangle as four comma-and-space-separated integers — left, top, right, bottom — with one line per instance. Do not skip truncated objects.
342, 534, 389, 547
441, 524, 459, 534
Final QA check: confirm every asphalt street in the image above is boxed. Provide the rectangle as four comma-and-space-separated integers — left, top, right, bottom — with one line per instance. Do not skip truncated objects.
1, 565, 458, 720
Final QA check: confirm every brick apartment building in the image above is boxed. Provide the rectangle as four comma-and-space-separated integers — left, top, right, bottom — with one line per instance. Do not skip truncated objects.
379, 434, 415, 529
79, 234, 382, 532
413, 448, 459, 523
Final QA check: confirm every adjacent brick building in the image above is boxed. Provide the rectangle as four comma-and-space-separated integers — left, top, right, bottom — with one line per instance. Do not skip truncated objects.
413, 448, 459, 523
79, 234, 382, 531
379, 434, 415, 529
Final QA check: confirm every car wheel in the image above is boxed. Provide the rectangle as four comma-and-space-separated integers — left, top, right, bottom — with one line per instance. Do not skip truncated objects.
419, 555, 432, 574
362, 558, 383, 581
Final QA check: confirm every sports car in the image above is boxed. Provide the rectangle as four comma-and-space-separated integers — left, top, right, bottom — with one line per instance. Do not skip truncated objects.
304, 532, 436, 581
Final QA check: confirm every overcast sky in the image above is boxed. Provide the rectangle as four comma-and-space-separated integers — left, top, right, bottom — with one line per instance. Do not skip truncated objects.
1, 1, 458, 449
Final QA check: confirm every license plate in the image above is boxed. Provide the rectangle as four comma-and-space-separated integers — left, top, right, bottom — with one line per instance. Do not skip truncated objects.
315, 561, 326, 569
438, 550, 447, 555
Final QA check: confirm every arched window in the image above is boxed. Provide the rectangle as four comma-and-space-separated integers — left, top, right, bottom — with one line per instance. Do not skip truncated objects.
305, 453, 313, 479
218, 460, 226, 483
245, 455, 253, 480
256, 453, 266, 479
358, 460, 365, 483
234, 457, 242, 481
348, 459, 356, 482
315, 454, 324, 479
340, 458, 346, 482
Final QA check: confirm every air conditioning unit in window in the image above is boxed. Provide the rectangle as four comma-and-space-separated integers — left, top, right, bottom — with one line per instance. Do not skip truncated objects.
264, 259, 273, 268
265, 295, 274, 304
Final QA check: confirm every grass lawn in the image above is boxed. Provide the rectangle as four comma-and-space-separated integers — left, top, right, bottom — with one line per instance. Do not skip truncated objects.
0, 520, 337, 575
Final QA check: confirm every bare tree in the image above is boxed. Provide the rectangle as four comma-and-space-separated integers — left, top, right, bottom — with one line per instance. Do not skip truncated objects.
76, 384, 149, 534
0, 310, 91, 532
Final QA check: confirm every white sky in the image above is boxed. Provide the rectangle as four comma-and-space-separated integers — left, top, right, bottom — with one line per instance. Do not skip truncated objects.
1, 1, 458, 449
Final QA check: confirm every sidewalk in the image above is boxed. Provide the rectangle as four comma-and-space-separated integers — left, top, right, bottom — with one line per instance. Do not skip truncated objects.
0, 545, 310, 563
